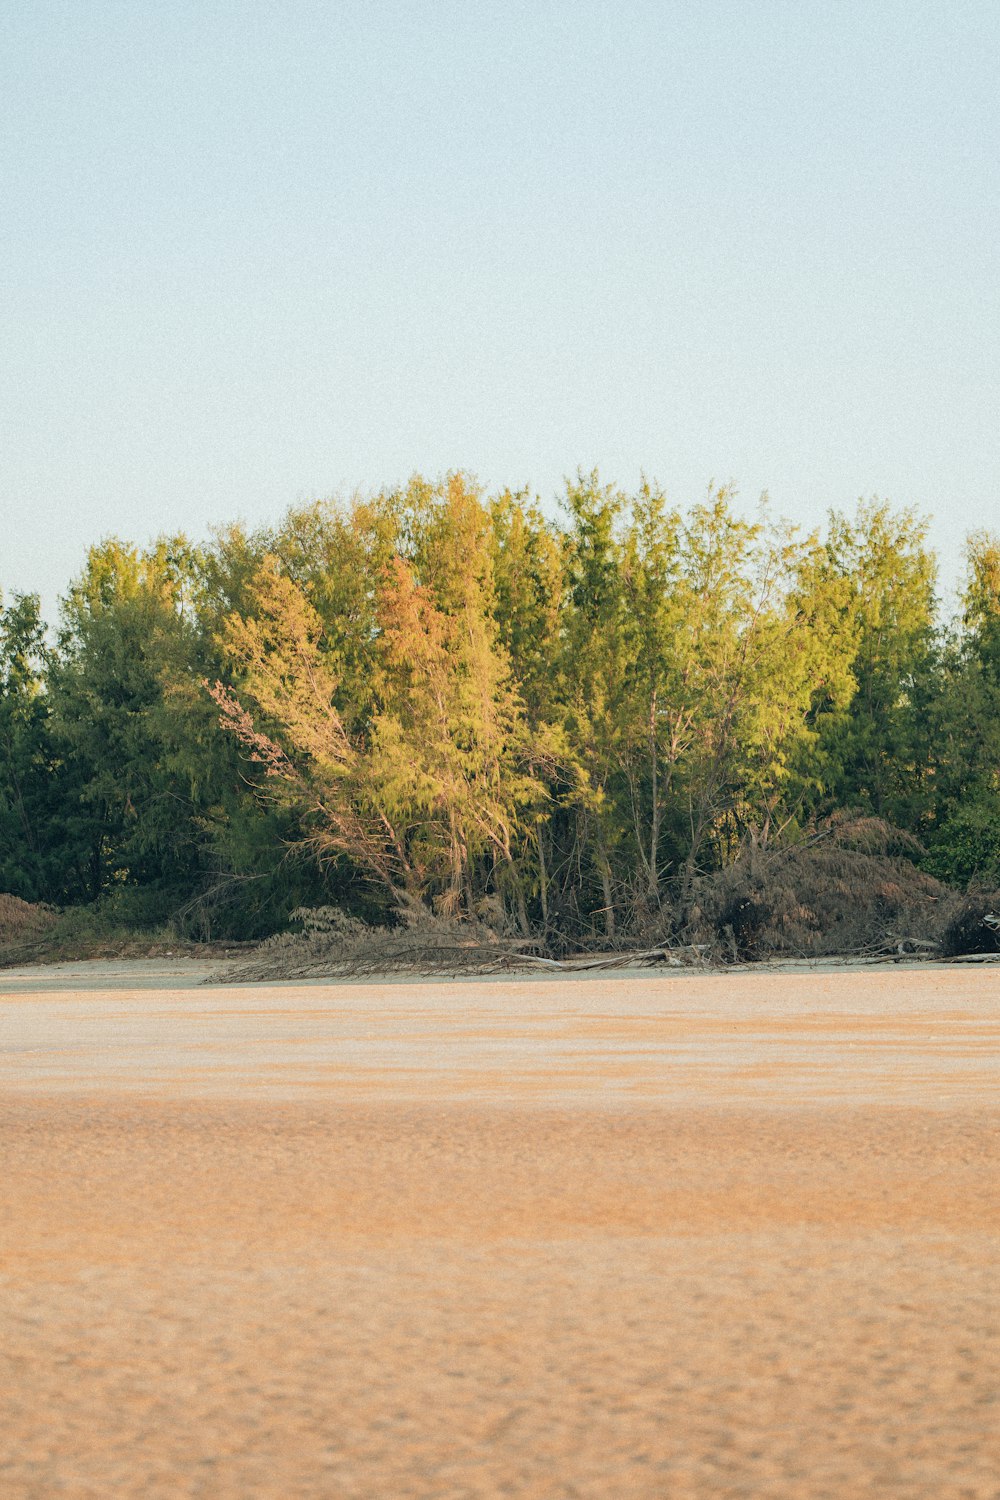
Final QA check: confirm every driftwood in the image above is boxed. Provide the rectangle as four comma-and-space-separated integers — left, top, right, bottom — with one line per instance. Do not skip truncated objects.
934, 950, 1000, 965
208, 911, 713, 984
502, 945, 708, 973
208, 898, 1000, 987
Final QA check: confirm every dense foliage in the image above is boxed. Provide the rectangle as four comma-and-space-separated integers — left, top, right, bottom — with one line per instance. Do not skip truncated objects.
2, 475, 998, 946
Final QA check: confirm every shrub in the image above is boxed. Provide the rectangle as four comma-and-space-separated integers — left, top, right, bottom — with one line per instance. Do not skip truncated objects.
685, 819, 953, 961
924, 802, 1000, 889
940, 892, 1000, 957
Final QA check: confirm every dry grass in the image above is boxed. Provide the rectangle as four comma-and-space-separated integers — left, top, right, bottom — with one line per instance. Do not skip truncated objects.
0, 893, 57, 954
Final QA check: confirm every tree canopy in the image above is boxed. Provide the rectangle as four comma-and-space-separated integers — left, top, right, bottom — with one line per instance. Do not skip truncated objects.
2, 473, 995, 945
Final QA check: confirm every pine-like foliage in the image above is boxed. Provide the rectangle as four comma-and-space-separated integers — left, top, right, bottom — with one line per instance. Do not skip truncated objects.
4, 475, 1000, 959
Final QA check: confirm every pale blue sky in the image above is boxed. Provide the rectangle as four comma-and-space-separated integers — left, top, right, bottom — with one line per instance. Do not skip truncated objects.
2, 1, 997, 623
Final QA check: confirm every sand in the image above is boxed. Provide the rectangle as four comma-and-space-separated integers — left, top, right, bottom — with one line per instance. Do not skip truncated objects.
2, 962, 999, 1498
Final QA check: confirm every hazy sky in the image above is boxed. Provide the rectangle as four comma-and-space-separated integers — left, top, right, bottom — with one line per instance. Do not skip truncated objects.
2, 1, 997, 623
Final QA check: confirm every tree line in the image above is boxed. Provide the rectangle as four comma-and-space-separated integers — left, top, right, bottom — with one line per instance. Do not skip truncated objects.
2, 473, 999, 944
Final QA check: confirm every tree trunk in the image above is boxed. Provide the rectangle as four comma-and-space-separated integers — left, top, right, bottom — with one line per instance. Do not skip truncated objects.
596, 837, 616, 940
647, 688, 660, 901
536, 828, 549, 927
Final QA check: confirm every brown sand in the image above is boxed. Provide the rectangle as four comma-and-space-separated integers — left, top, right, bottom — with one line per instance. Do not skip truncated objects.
2, 965, 999, 1498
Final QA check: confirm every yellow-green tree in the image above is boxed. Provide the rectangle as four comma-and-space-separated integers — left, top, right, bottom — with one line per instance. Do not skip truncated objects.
214, 477, 540, 926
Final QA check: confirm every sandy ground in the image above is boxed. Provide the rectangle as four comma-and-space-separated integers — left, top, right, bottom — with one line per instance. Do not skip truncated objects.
2, 962, 999, 1498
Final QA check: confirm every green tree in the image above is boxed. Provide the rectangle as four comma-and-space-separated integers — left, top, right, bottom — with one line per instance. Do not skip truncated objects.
618, 481, 689, 908
487, 489, 568, 929
0, 591, 90, 901
555, 471, 631, 935
48, 539, 206, 903
923, 530, 1000, 886
815, 501, 938, 829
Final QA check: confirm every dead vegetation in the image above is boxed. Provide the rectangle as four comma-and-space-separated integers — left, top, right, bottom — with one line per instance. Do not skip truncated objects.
11, 820, 995, 984
0, 893, 253, 969
209, 905, 541, 983
0, 892, 67, 968
213, 817, 998, 983
683, 818, 955, 962
0, 893, 57, 954
210, 900, 713, 982
939, 892, 1000, 958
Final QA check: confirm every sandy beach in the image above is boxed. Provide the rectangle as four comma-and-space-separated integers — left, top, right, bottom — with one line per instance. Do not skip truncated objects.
2, 961, 999, 1497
